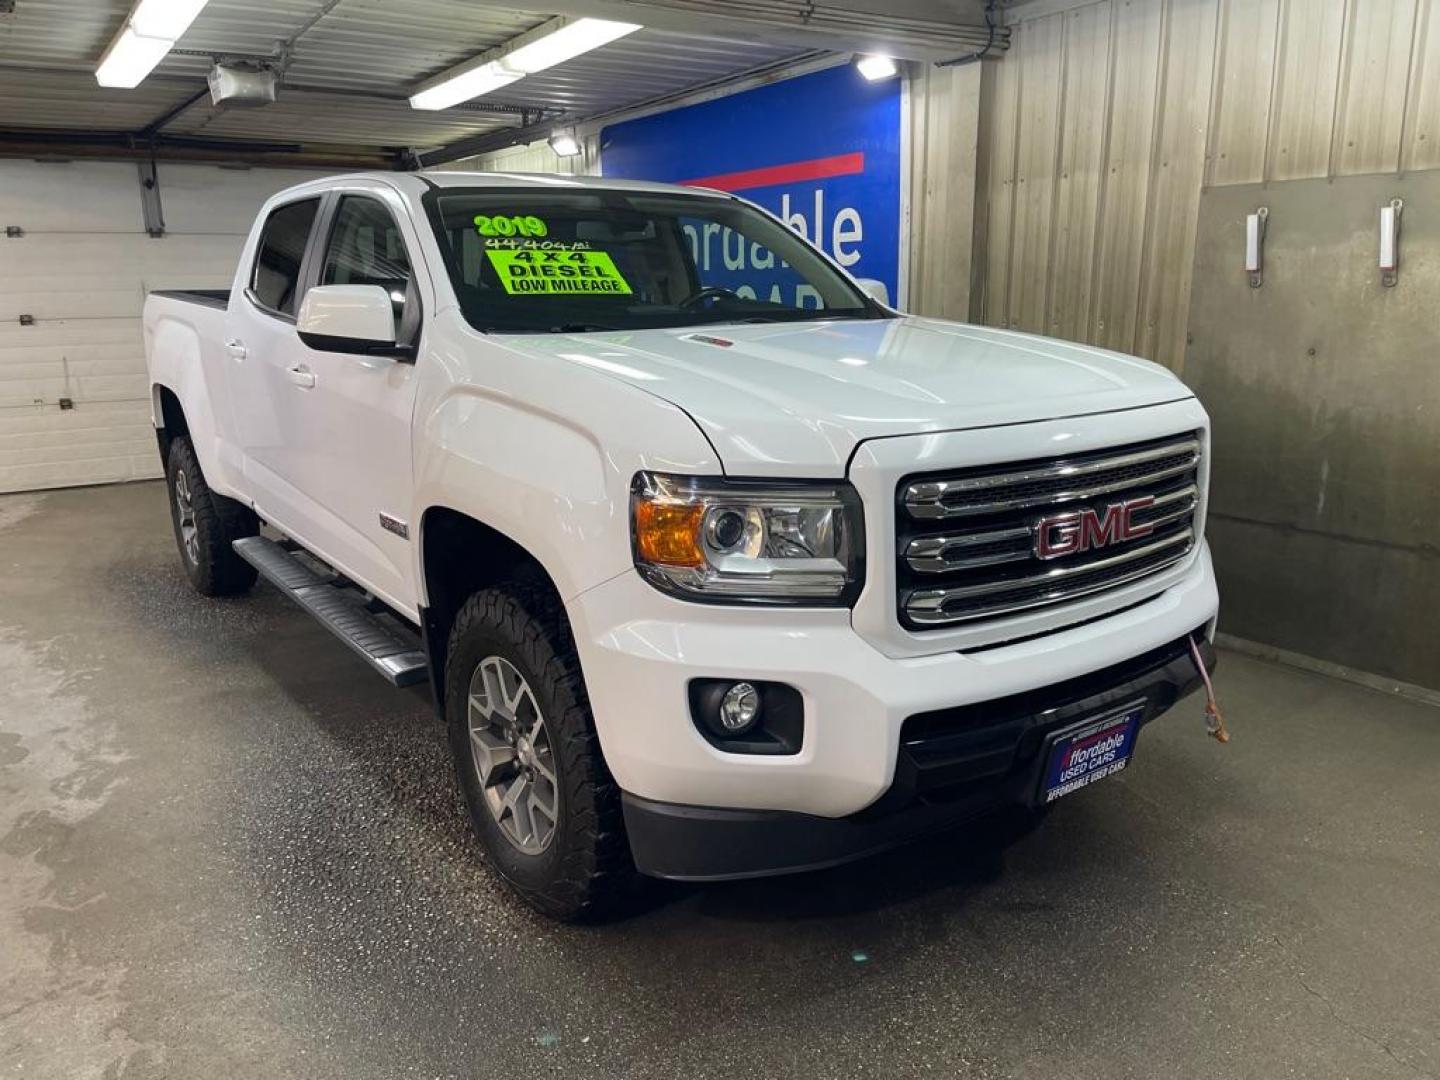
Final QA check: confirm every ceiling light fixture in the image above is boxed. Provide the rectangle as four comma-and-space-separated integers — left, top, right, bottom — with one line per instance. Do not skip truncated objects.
409, 16, 641, 111
502, 17, 641, 75
549, 130, 582, 158
409, 61, 522, 112
855, 54, 899, 81
95, 0, 211, 88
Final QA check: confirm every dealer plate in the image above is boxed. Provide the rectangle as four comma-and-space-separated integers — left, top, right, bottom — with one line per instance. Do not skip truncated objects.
1038, 700, 1146, 804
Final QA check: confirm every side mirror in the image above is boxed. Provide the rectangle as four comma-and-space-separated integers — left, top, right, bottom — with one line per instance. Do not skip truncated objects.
855, 277, 891, 307
297, 284, 409, 358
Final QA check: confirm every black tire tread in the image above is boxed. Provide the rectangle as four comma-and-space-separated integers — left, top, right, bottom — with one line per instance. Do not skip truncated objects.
166, 435, 259, 597
446, 580, 636, 921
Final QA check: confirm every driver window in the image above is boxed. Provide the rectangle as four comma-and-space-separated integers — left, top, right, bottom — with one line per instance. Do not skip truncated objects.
320, 196, 413, 318
677, 216, 820, 310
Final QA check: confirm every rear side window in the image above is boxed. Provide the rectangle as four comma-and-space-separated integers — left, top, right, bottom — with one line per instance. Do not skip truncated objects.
320, 196, 412, 318
250, 198, 320, 316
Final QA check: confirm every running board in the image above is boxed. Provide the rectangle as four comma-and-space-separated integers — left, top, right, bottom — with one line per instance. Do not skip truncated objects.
232, 536, 429, 687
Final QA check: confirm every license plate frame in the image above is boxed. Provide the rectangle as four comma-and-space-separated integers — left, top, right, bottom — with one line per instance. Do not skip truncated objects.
1036, 699, 1147, 805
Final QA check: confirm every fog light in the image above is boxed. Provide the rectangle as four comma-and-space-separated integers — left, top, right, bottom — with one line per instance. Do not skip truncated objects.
689, 679, 803, 754
718, 682, 761, 733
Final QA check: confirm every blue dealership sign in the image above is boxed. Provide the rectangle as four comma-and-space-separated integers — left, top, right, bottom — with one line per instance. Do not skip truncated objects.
600, 64, 902, 304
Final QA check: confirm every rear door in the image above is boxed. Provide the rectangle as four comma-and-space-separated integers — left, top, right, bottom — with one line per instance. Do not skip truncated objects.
226, 194, 324, 539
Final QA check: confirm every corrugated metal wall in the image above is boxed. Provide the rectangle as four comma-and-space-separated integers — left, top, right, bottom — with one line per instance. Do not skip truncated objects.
971, 0, 1440, 370
905, 63, 985, 318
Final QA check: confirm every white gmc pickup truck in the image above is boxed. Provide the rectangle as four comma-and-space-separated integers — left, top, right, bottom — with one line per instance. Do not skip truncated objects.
144, 171, 1218, 919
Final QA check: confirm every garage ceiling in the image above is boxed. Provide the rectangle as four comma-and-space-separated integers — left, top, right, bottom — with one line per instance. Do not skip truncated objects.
0, 0, 1006, 168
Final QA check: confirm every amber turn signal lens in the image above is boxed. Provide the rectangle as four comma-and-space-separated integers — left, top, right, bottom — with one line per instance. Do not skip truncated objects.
633, 500, 705, 567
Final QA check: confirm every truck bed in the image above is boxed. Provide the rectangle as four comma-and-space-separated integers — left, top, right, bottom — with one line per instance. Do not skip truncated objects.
149, 288, 230, 310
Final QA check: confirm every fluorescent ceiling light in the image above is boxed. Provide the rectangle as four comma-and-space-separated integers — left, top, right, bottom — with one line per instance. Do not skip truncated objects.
502, 18, 641, 75
96, 27, 180, 88
410, 61, 522, 111
409, 16, 642, 110
130, 0, 209, 39
95, 0, 210, 88
855, 54, 899, 81
549, 130, 582, 158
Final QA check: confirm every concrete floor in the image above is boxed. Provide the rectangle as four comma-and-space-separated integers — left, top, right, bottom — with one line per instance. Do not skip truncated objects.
2, 482, 1437, 1080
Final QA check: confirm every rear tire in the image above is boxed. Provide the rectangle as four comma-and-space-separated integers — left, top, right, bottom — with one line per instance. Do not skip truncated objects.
444, 581, 636, 921
165, 435, 259, 596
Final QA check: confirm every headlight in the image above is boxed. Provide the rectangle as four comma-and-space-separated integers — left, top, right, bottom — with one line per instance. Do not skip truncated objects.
630, 472, 864, 605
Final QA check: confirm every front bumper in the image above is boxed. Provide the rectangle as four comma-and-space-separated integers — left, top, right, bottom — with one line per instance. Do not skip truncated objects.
567, 542, 1218, 819
622, 633, 1215, 881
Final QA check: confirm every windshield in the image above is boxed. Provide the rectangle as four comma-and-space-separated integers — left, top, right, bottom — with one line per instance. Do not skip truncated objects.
426, 187, 883, 334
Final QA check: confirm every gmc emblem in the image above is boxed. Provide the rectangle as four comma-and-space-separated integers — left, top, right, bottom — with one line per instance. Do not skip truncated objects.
1033, 497, 1155, 560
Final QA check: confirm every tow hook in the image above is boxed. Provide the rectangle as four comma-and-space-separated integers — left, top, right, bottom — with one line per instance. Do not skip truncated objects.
1189, 634, 1230, 743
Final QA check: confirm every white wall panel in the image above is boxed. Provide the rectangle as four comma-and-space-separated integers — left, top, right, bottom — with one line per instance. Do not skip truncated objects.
981, 45, 1023, 325
0, 161, 329, 493
1404, 0, 1440, 171
1205, 0, 1280, 187
1334, 0, 1419, 175
1089, 0, 1163, 353
906, 62, 984, 320
1008, 12, 1068, 333
1266, 0, 1346, 181
1133, 0, 1219, 367
1047, 1, 1113, 341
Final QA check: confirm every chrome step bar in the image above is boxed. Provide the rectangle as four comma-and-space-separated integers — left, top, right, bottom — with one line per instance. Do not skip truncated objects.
232, 536, 428, 687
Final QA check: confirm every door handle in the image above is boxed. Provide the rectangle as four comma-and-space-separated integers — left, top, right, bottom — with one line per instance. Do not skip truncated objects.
286, 364, 317, 389
224, 339, 247, 361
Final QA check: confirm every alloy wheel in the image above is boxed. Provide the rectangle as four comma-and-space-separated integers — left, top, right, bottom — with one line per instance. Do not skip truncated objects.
466, 655, 559, 854
174, 468, 199, 565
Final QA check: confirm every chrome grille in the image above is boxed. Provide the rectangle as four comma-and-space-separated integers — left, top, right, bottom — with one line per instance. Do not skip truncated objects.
896, 432, 1202, 629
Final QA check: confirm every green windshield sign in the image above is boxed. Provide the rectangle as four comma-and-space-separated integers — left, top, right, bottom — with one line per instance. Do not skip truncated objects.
485, 248, 633, 296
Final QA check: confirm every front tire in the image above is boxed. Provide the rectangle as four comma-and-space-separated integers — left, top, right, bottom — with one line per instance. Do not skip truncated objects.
165, 435, 259, 596
444, 583, 635, 920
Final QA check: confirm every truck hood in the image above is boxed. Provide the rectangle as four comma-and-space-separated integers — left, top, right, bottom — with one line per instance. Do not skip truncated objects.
512, 316, 1194, 476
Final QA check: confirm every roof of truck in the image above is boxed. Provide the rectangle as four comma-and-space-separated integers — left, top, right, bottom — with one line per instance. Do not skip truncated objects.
273, 170, 727, 200
256, 170, 735, 215
416, 170, 712, 195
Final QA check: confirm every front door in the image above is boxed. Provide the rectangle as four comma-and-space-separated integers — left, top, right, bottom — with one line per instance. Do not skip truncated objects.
281, 192, 422, 614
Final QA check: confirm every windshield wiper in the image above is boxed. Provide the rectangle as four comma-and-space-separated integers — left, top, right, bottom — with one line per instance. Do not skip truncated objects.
548, 322, 618, 333
706, 311, 870, 326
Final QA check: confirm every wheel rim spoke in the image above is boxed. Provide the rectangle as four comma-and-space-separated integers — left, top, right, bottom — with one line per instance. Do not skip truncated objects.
466, 655, 558, 854
469, 728, 516, 785
174, 469, 199, 563
479, 663, 511, 723
503, 776, 535, 844
528, 787, 555, 832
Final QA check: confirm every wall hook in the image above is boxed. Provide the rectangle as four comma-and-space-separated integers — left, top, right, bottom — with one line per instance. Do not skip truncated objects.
1379, 198, 1402, 288
1245, 207, 1268, 288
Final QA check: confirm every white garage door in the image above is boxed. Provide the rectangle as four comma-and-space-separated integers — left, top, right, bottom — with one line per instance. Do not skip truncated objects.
0, 160, 330, 493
